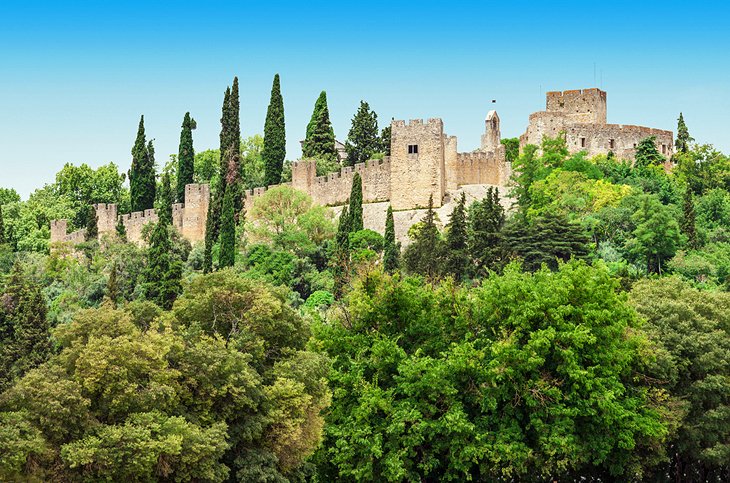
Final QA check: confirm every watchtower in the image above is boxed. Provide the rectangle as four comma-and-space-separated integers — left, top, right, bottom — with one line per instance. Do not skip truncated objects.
546, 88, 607, 124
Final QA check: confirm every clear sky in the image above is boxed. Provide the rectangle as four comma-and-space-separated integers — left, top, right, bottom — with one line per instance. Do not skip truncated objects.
1, 0, 728, 198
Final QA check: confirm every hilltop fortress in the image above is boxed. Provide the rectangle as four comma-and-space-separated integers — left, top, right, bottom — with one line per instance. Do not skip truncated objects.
51, 88, 673, 246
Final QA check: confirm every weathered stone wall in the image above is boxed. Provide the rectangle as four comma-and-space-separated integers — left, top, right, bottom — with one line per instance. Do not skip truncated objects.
179, 183, 209, 242
454, 149, 509, 186
521, 89, 674, 163
121, 209, 158, 244
94, 203, 118, 234
546, 88, 607, 124
390, 119, 446, 209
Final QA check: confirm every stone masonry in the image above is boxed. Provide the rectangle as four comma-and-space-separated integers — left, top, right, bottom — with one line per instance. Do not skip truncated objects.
520, 88, 674, 164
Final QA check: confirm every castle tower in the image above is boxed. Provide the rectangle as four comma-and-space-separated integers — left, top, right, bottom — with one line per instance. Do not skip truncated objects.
292, 159, 317, 194
181, 183, 210, 243
93, 203, 118, 236
481, 110, 501, 152
545, 88, 607, 124
389, 119, 446, 209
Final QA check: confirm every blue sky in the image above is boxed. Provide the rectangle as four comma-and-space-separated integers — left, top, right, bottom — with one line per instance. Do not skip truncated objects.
1, 0, 728, 197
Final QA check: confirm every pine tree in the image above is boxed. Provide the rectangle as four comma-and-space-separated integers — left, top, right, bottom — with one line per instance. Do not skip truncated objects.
157, 172, 174, 226
682, 188, 698, 250
348, 173, 364, 232
0, 205, 5, 244
468, 187, 506, 275
403, 195, 443, 278
444, 193, 469, 280
105, 261, 120, 306
675, 112, 694, 154
143, 221, 182, 310
84, 205, 98, 241
263, 74, 286, 186
303, 91, 338, 162
383, 205, 399, 273
176, 112, 196, 203
129, 116, 156, 212
380, 125, 392, 156
218, 184, 237, 268
345, 101, 380, 166
634, 136, 665, 169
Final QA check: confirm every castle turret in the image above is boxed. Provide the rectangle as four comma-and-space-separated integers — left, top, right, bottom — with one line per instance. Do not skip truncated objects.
481, 110, 501, 152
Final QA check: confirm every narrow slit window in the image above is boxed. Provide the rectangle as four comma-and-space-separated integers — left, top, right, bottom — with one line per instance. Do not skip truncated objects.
408, 144, 419, 155
662, 144, 667, 154
609, 139, 615, 149
580, 137, 586, 148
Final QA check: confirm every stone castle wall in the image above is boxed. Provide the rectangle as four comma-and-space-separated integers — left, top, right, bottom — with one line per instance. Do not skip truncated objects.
521, 88, 673, 163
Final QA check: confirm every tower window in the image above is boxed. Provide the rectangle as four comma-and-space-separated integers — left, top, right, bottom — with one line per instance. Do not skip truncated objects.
609, 139, 615, 149
580, 137, 586, 148
662, 144, 667, 154
408, 144, 419, 155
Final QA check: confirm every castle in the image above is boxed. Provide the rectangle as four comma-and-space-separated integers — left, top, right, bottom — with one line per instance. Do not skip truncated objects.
50, 88, 674, 246
520, 88, 674, 163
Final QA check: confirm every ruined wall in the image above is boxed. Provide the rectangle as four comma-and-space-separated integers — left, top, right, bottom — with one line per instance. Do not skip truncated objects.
564, 123, 674, 161
546, 88, 607, 124
50, 219, 87, 244
390, 119, 446, 209
121, 209, 158, 244
94, 203, 118, 234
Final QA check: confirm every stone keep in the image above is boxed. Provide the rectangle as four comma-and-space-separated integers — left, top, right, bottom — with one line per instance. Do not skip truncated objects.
521, 88, 674, 163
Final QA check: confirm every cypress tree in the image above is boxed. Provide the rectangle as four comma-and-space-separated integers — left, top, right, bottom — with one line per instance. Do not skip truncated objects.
675, 112, 694, 154
218, 87, 232, 194
218, 184, 237, 268
203, 201, 215, 273
303, 91, 337, 160
143, 221, 182, 310
444, 192, 469, 280
129, 116, 156, 212
348, 173, 364, 232
177, 112, 196, 203
116, 216, 127, 241
84, 205, 98, 241
157, 172, 174, 226
105, 261, 120, 306
332, 205, 351, 296
383, 205, 399, 273
345, 101, 380, 166
380, 125, 392, 156
263, 73, 286, 186
403, 195, 443, 278
0, 205, 5, 244
226, 77, 241, 186
682, 188, 698, 249
468, 187, 506, 275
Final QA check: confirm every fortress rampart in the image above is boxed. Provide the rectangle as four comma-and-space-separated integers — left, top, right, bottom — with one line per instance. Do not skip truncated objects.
521, 88, 674, 163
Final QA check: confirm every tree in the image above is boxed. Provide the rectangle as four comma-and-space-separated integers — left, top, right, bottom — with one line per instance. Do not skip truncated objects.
681, 188, 698, 250
625, 194, 681, 274
105, 261, 120, 306
157, 171, 174, 226
403, 195, 443, 278
468, 187, 505, 274
0, 205, 5, 244
501, 137, 520, 162
129, 116, 156, 212
332, 205, 352, 295
510, 144, 541, 211
115, 216, 126, 241
203, 201, 215, 274
504, 212, 590, 272
176, 112, 196, 203
142, 222, 182, 309
0, 263, 51, 392
348, 173, 363, 232
675, 112, 694, 154
443, 192, 468, 280
380, 125, 391, 156
630, 278, 730, 481
383, 205, 399, 273
83, 205, 98, 242
634, 136, 665, 169
303, 91, 337, 161
344, 101, 379, 166
218, 185, 236, 268
263, 74, 286, 186
314, 262, 668, 480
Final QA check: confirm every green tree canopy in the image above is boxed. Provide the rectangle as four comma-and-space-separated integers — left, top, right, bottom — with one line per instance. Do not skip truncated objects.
345, 101, 380, 166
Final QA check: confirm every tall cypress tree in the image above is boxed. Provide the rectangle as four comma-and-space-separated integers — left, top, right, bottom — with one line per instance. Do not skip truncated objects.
177, 112, 196, 203
84, 205, 98, 241
345, 101, 380, 166
263, 74, 286, 186
116, 216, 127, 241
129, 116, 156, 212
682, 188, 698, 250
332, 205, 352, 296
226, 77, 241, 186
105, 261, 120, 307
383, 205, 399, 273
380, 125, 392, 156
143, 221, 182, 310
676, 112, 694, 154
157, 172, 174, 226
218, 184, 236, 268
203, 200, 215, 274
303, 91, 337, 160
218, 87, 232, 194
0, 205, 5, 244
444, 193, 469, 280
348, 173, 364, 232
